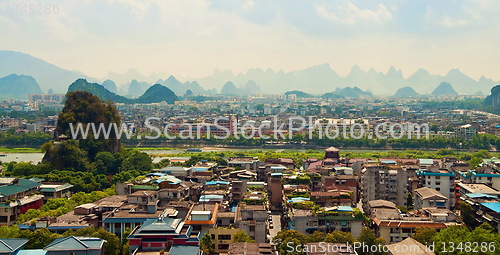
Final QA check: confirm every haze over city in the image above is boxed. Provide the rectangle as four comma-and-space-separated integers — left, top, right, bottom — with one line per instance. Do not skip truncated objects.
1, 0, 499, 80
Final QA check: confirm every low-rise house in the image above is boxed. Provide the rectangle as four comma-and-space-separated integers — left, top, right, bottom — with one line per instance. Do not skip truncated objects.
370, 200, 459, 243
414, 187, 449, 209
39, 183, 73, 202
127, 216, 200, 254
227, 157, 259, 170
457, 182, 500, 197
208, 228, 240, 254
0, 178, 44, 226
310, 191, 352, 208
184, 203, 219, 235
289, 206, 364, 238
461, 193, 500, 232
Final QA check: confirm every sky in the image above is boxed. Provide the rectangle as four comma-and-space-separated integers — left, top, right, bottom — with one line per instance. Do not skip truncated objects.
1, 0, 499, 80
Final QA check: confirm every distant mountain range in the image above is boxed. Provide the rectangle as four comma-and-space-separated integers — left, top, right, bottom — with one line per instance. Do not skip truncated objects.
393, 87, 420, 98
68, 79, 131, 103
0, 74, 43, 100
67, 79, 178, 104
194, 64, 498, 95
136, 84, 179, 104
2, 50, 499, 96
431, 82, 458, 96
0, 51, 94, 93
285, 90, 313, 98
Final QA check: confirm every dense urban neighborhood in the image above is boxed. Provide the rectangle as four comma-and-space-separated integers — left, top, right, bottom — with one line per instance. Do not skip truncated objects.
0, 89, 499, 255
2, 2, 500, 252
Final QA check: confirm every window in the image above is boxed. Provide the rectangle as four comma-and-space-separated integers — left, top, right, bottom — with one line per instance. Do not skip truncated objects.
402, 228, 412, 233
249, 226, 255, 231
218, 244, 229, 250
218, 235, 231, 240
436, 188, 440, 191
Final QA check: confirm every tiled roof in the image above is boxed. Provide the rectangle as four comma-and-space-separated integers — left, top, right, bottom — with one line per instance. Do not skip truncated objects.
0, 238, 28, 252
0, 178, 41, 196
43, 236, 104, 251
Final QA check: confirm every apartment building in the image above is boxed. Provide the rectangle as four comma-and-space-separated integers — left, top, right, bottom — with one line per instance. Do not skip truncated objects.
361, 164, 408, 213
416, 167, 455, 209
236, 204, 268, 243
209, 228, 240, 254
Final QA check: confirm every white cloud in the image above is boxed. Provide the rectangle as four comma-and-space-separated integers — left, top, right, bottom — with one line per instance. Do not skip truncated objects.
439, 15, 468, 27
242, 1, 255, 11
1, 0, 499, 81
315, 1, 392, 25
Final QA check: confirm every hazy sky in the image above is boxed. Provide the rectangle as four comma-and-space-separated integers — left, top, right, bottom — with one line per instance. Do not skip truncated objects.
1, 0, 499, 80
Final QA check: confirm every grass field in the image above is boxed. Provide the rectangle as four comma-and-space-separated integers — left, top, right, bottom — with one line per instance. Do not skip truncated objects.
0, 147, 41, 153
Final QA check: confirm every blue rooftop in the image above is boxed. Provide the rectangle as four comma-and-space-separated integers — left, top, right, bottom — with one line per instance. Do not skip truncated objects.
288, 197, 310, 203
481, 203, 500, 213
337, 206, 355, 212
17, 250, 47, 255
419, 159, 434, 165
147, 173, 166, 177
323, 206, 354, 212
0, 238, 28, 252
469, 171, 500, 178
168, 245, 200, 255
466, 193, 498, 199
417, 170, 454, 176
44, 236, 105, 251
199, 194, 224, 202
192, 167, 210, 172
381, 160, 397, 164
205, 181, 229, 185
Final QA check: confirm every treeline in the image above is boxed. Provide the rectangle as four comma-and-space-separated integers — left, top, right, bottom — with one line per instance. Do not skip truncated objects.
1, 129, 500, 151
121, 133, 500, 150
3, 148, 166, 193
16, 187, 116, 224
0, 131, 52, 146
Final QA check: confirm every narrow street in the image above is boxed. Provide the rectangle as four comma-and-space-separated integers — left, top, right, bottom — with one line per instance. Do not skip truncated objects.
269, 213, 282, 241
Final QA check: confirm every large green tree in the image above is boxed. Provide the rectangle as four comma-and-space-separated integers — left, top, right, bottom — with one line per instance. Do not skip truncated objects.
200, 233, 215, 255
356, 227, 386, 255
43, 91, 122, 170
232, 230, 255, 243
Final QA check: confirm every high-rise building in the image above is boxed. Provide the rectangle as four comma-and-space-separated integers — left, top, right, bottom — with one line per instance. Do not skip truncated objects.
361, 164, 408, 213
